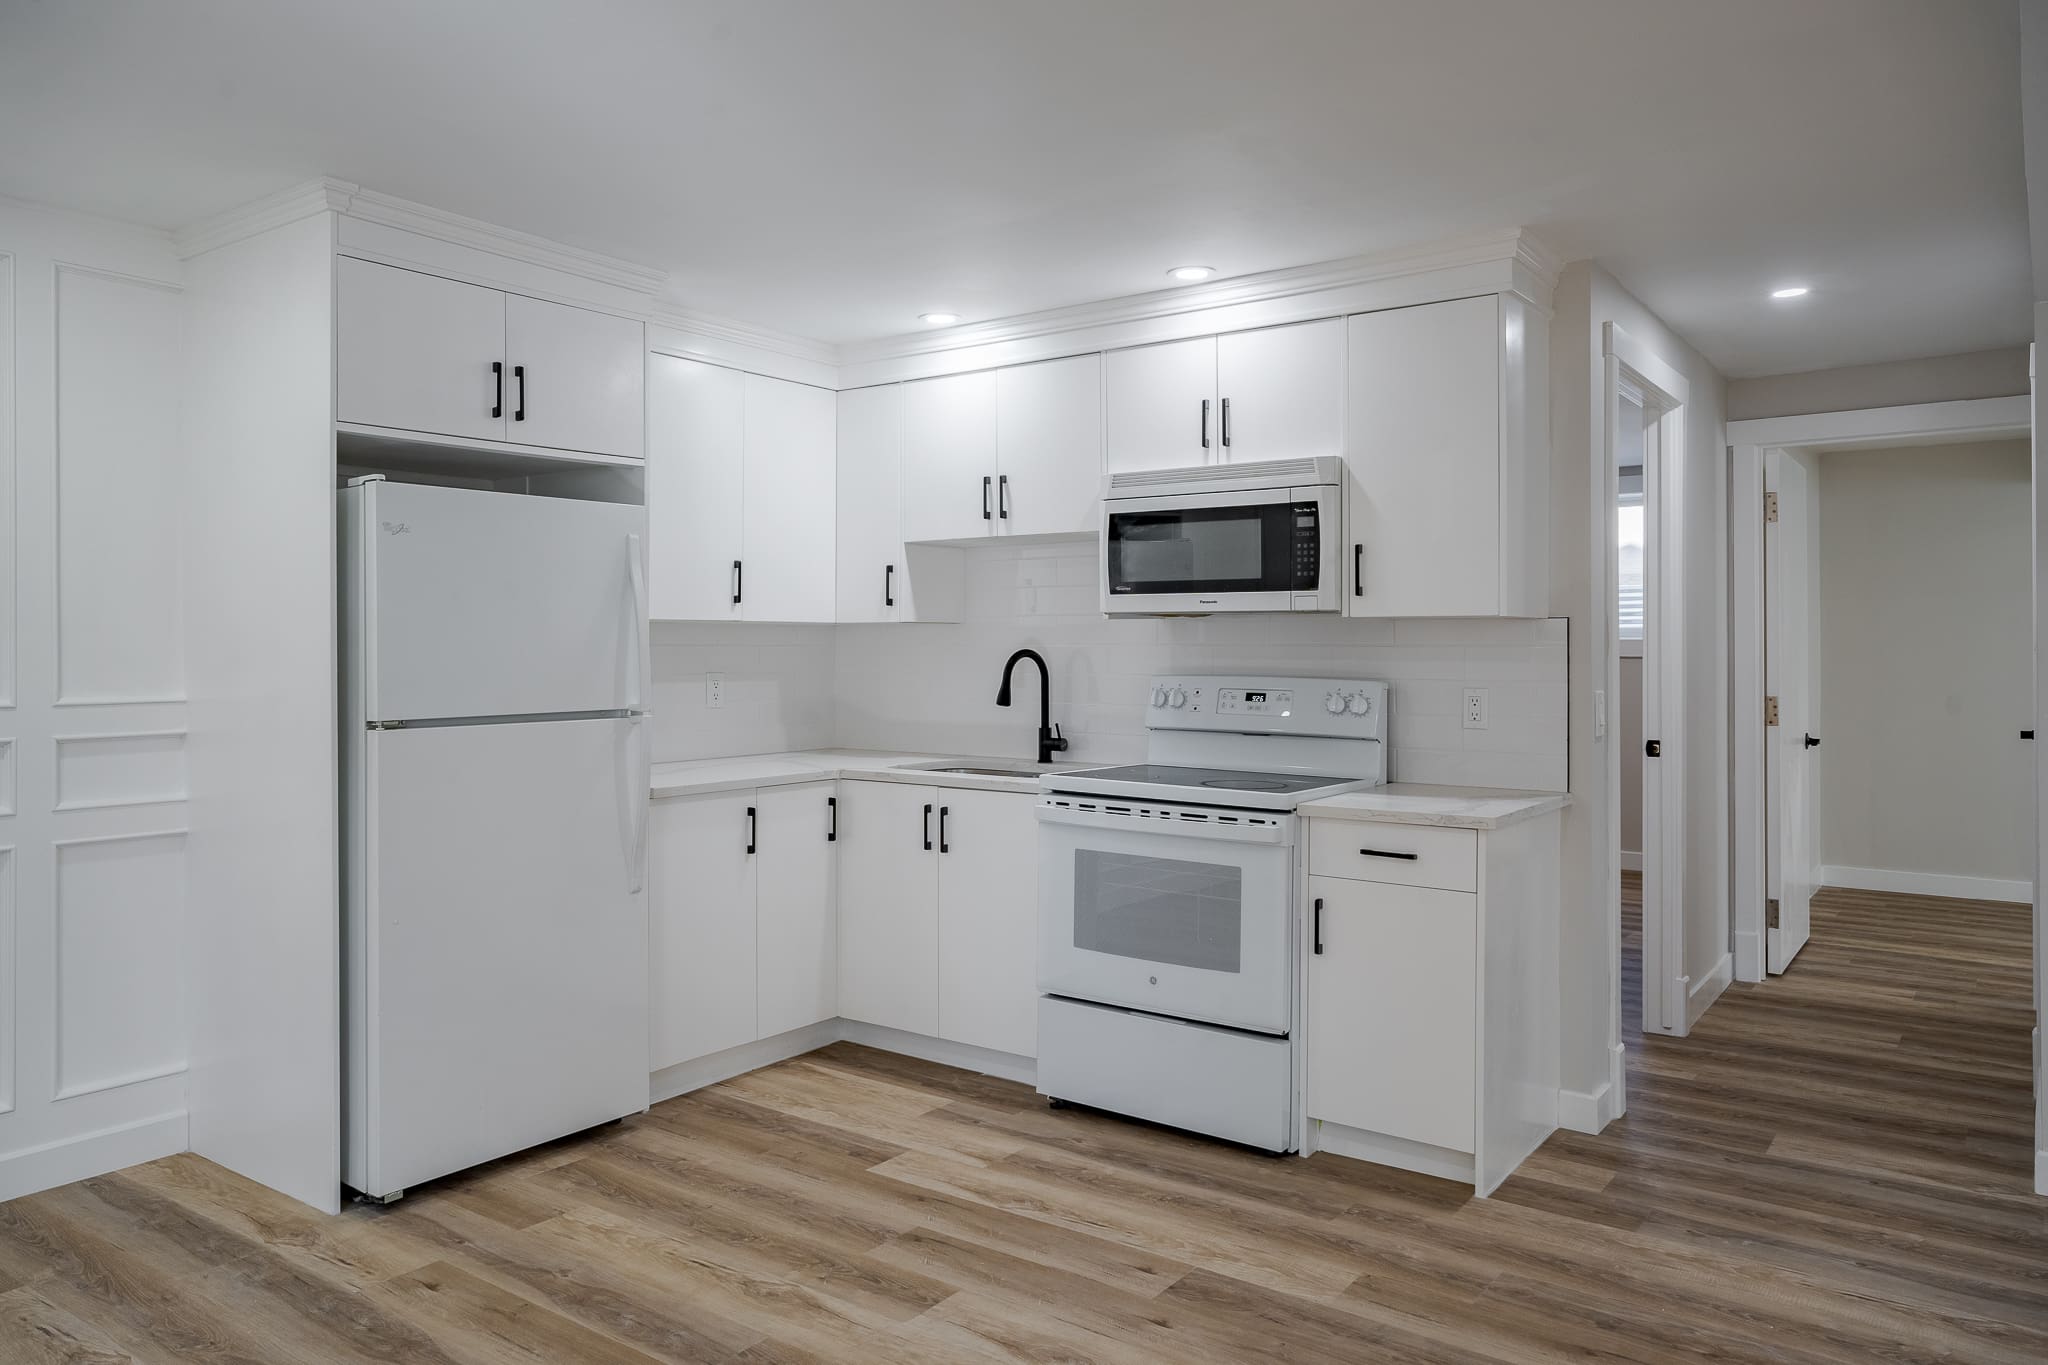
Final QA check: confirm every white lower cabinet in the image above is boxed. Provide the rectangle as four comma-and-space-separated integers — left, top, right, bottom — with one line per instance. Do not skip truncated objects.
1303, 813, 1560, 1195
837, 780, 1039, 1058
649, 781, 836, 1072
935, 789, 1039, 1057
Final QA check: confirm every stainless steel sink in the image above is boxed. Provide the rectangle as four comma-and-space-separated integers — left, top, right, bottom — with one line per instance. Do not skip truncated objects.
919, 765, 1044, 778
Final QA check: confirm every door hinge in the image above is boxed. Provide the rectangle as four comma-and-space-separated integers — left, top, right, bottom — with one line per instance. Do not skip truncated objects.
1764, 695, 1779, 727
1764, 491, 1779, 523
1766, 897, 1781, 928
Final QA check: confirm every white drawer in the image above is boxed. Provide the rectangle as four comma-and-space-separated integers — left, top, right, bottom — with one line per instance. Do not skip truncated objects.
1308, 821, 1476, 892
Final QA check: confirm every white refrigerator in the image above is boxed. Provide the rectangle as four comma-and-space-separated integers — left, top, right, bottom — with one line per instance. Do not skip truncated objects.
340, 476, 651, 1202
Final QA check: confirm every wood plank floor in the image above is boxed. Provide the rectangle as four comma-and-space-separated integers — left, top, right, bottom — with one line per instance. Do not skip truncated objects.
2, 880, 2042, 1364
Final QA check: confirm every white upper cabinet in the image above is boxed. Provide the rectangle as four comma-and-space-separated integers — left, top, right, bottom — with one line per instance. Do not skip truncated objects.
336, 256, 645, 459
1215, 318, 1344, 465
647, 355, 745, 622
836, 384, 903, 624
647, 358, 837, 623
1104, 335, 1216, 473
995, 354, 1103, 538
1345, 294, 1547, 618
502, 294, 645, 459
337, 257, 506, 445
900, 370, 999, 543
741, 373, 837, 623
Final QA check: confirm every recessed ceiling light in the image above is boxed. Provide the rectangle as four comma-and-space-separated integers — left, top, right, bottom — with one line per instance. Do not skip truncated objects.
1168, 265, 1215, 283
920, 312, 959, 326
1771, 285, 1810, 299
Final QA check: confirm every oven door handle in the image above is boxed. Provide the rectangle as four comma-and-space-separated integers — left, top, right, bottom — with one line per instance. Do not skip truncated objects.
1033, 798, 1293, 846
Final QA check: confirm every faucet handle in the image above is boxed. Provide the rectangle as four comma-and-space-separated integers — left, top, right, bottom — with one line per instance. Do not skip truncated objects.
1047, 722, 1069, 752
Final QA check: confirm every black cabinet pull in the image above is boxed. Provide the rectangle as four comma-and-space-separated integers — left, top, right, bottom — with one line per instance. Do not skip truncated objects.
998, 474, 1010, 519
1200, 398, 1210, 450
1803, 733, 1820, 749
1645, 739, 1661, 758
2024, 730, 2036, 740
745, 806, 756, 855
884, 563, 895, 607
1353, 544, 1364, 597
1221, 396, 1231, 448
827, 796, 837, 842
1357, 848, 1420, 861
512, 364, 526, 422
939, 805, 950, 853
982, 475, 992, 520
491, 361, 503, 419
731, 560, 743, 605
922, 803, 933, 851
1313, 897, 1324, 956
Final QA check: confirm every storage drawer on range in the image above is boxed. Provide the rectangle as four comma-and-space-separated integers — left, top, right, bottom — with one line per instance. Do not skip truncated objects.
1308, 822, 1476, 893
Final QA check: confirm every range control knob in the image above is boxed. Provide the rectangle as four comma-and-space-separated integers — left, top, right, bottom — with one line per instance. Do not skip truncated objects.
1347, 692, 1374, 716
1151, 685, 1169, 708
1169, 687, 1189, 709
1324, 691, 1346, 715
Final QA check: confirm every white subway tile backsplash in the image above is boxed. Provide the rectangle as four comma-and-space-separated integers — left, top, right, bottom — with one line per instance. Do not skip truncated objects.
649, 546, 1568, 790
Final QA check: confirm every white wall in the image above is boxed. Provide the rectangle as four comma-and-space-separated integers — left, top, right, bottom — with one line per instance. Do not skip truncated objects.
648, 622, 836, 762
1727, 347, 2027, 421
1550, 261, 1729, 1121
0, 196, 193, 1200
832, 542, 1569, 789
1816, 440, 2032, 890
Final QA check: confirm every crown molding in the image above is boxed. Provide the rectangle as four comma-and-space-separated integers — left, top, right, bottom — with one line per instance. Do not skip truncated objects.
171, 177, 355, 259
341, 186, 667, 296
646, 301, 840, 368
839, 228, 1563, 368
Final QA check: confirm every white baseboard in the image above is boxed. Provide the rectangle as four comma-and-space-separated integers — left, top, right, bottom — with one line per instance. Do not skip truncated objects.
1311, 1118, 1474, 1186
1557, 1043, 1627, 1134
649, 1021, 840, 1103
1618, 849, 1643, 872
0, 1111, 187, 1203
838, 1021, 1036, 1086
1733, 927, 1764, 982
1684, 952, 1733, 1031
1821, 864, 2032, 905
2037, 1149, 2047, 1198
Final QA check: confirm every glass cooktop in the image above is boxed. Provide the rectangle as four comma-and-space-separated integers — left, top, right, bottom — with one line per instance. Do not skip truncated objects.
1054, 764, 1352, 795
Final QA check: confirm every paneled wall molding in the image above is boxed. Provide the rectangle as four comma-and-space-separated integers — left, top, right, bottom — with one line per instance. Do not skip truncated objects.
51, 827, 188, 1102
0, 249, 15, 712
52, 729, 189, 812
0, 845, 13, 1116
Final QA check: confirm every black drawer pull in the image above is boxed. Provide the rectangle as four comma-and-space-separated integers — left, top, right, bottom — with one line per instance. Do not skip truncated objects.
922, 803, 933, 851
491, 360, 503, 418
1358, 848, 1420, 861
826, 796, 837, 842
1313, 897, 1324, 956
745, 806, 756, 855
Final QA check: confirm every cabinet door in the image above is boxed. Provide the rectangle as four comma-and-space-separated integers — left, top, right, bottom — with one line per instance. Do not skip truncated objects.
336, 257, 505, 443
936, 789, 1040, 1058
741, 374, 837, 622
900, 370, 998, 543
503, 294, 646, 458
835, 781, 940, 1035
650, 792, 758, 1070
996, 354, 1103, 538
1216, 318, 1344, 465
1345, 297, 1501, 616
646, 355, 745, 621
1306, 875, 1475, 1153
836, 385, 902, 623
1104, 336, 1216, 472
755, 782, 837, 1038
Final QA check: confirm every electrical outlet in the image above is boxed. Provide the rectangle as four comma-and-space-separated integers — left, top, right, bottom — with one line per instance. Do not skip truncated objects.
706, 672, 726, 708
1463, 688, 1489, 730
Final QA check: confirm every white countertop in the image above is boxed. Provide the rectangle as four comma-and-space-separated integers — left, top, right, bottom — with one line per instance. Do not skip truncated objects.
1297, 784, 1571, 830
650, 749, 1085, 798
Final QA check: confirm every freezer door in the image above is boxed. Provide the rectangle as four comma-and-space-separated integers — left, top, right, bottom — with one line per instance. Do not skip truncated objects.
353, 716, 648, 1198
353, 480, 646, 721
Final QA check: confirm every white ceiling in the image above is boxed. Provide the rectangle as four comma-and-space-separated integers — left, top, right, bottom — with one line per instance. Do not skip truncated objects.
0, 0, 2026, 377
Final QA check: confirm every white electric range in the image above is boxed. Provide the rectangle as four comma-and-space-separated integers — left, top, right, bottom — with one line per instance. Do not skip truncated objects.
1033, 675, 1390, 1152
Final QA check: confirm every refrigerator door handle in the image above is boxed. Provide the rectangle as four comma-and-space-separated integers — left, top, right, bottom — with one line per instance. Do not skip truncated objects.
625, 714, 649, 894
625, 533, 649, 711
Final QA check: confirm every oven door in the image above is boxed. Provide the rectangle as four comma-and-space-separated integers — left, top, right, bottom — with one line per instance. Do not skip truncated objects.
1037, 795, 1294, 1035
1100, 483, 1339, 614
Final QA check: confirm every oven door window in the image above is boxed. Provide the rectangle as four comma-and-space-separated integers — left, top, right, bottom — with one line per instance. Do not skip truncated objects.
1073, 849, 1242, 974
1105, 502, 1317, 596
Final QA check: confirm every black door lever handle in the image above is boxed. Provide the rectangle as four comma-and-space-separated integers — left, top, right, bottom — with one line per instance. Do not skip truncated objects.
1803, 733, 1820, 749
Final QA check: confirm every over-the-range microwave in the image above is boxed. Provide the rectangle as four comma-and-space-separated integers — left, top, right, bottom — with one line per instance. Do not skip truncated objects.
1099, 456, 1345, 615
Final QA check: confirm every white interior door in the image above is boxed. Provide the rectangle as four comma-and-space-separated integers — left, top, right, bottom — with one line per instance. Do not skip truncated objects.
1104, 335, 1217, 472
503, 293, 645, 458
1765, 449, 1817, 973
363, 717, 647, 1196
355, 480, 643, 721
647, 355, 746, 621
742, 374, 837, 621
336, 256, 505, 443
